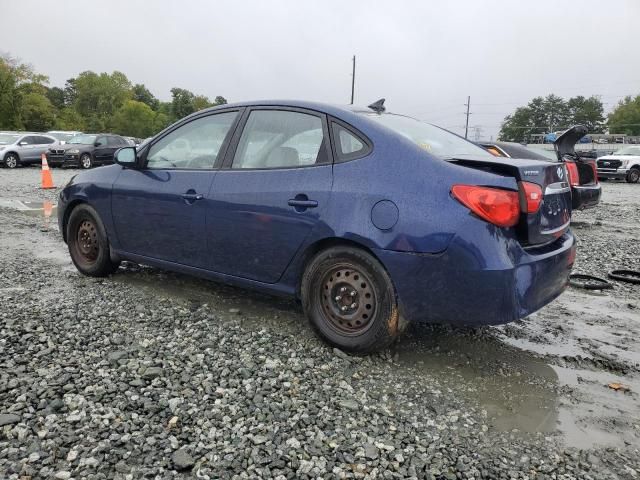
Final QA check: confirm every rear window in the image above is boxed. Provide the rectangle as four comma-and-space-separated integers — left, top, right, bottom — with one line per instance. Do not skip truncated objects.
361, 113, 492, 160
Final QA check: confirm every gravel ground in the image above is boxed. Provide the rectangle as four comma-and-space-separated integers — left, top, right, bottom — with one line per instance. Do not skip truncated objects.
0, 167, 639, 479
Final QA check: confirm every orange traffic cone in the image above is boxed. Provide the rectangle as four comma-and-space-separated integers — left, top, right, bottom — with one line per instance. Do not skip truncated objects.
41, 154, 55, 189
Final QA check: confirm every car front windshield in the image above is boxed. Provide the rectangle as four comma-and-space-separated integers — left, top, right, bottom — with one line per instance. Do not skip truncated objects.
68, 134, 96, 145
614, 146, 640, 156
0, 134, 19, 145
362, 113, 493, 159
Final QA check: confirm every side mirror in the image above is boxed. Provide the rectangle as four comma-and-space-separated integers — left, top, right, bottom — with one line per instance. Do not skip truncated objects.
94, 142, 101, 147
19, 141, 28, 146
114, 147, 138, 168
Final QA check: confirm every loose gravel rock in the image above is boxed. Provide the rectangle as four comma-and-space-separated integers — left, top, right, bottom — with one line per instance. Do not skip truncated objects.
1, 168, 639, 478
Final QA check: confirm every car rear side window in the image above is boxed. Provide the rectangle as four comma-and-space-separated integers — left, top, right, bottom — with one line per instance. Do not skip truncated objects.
146, 111, 237, 170
232, 110, 326, 169
331, 122, 371, 161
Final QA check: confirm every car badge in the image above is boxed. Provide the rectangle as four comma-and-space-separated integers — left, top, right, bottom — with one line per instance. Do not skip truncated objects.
604, 161, 610, 166
557, 166, 564, 179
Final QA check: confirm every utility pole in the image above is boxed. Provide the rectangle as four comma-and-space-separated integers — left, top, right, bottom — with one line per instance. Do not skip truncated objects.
350, 55, 356, 105
464, 96, 471, 139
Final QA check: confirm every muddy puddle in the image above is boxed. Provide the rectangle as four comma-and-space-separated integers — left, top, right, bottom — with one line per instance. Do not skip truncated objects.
0, 199, 58, 231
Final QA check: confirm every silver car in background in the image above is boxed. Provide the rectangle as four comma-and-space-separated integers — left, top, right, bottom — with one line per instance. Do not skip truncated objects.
0, 133, 59, 168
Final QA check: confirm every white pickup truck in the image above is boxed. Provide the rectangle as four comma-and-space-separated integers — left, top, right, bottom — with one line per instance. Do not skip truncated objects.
597, 146, 640, 183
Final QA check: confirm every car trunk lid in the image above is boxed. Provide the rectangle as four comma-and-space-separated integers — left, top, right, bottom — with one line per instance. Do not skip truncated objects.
450, 156, 572, 246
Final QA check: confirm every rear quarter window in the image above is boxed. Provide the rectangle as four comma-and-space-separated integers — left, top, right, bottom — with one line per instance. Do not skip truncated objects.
330, 120, 371, 162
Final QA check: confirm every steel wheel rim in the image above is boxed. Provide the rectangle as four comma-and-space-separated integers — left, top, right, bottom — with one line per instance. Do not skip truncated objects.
76, 219, 99, 263
6, 156, 17, 168
631, 171, 639, 182
81, 155, 91, 168
319, 263, 377, 335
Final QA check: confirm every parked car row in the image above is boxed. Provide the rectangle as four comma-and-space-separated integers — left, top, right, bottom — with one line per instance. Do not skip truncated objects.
1, 130, 140, 169
480, 126, 602, 211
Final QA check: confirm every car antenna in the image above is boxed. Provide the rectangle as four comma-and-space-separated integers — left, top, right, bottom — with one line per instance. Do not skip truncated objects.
367, 98, 386, 114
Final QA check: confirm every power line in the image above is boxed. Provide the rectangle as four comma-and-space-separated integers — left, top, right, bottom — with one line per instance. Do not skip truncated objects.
350, 55, 355, 105
464, 96, 471, 139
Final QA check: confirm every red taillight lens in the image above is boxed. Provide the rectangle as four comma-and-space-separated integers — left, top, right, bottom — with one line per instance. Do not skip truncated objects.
518, 181, 543, 213
451, 185, 520, 227
566, 161, 579, 186
590, 161, 598, 184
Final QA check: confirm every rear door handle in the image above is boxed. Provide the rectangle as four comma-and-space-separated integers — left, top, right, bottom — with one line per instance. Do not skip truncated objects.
288, 199, 318, 208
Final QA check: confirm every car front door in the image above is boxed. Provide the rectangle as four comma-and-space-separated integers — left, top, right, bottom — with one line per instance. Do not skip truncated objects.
105, 136, 127, 164
17, 136, 39, 162
207, 108, 333, 283
111, 110, 240, 267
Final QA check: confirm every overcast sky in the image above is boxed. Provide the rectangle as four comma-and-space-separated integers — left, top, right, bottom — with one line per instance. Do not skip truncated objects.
2, 0, 639, 139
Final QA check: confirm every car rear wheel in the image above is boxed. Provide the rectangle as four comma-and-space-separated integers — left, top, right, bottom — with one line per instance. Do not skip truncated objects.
67, 204, 120, 276
301, 246, 403, 353
80, 153, 93, 169
626, 167, 640, 183
4, 153, 19, 169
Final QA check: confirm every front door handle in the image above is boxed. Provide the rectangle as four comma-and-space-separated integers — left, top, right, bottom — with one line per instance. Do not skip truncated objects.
181, 192, 204, 202
288, 199, 318, 208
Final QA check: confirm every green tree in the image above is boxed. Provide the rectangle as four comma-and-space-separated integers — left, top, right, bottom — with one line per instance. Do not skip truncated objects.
567, 95, 605, 133
73, 71, 132, 128
0, 54, 49, 129
46, 86, 65, 110
63, 78, 77, 106
192, 94, 212, 111
214, 95, 227, 105
607, 96, 640, 136
170, 87, 196, 120
152, 112, 170, 134
54, 107, 85, 130
21, 92, 55, 131
132, 83, 159, 110
112, 100, 157, 138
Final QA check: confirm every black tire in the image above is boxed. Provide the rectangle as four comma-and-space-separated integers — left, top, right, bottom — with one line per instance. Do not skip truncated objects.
569, 273, 612, 290
626, 167, 640, 183
80, 153, 93, 170
301, 246, 402, 353
4, 153, 20, 169
608, 269, 640, 285
66, 204, 120, 277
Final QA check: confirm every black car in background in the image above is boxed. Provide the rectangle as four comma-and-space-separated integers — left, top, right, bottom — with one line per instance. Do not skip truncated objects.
481, 126, 601, 210
47, 133, 130, 169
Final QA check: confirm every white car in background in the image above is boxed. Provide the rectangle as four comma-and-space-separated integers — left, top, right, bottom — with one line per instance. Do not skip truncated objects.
46, 130, 83, 145
0, 133, 59, 168
596, 146, 640, 183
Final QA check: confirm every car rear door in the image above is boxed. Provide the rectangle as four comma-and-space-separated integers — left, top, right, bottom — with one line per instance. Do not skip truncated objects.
32, 136, 56, 164
111, 110, 240, 268
93, 136, 109, 163
206, 107, 333, 283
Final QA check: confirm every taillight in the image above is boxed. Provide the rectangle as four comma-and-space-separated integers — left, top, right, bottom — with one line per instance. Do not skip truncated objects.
518, 181, 543, 213
451, 185, 520, 228
590, 161, 598, 183
566, 161, 579, 186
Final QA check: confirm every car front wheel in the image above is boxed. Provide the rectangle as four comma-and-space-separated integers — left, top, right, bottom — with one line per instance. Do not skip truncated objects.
626, 167, 640, 183
301, 246, 403, 353
4, 153, 19, 169
80, 153, 93, 169
67, 204, 120, 276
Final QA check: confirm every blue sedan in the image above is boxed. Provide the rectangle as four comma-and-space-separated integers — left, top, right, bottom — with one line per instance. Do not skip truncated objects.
58, 99, 576, 352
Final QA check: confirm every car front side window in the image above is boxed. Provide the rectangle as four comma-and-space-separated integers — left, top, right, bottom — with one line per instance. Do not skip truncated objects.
146, 112, 237, 170
232, 110, 326, 169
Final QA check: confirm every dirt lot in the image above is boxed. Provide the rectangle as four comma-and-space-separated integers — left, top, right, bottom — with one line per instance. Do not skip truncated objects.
1, 167, 638, 479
